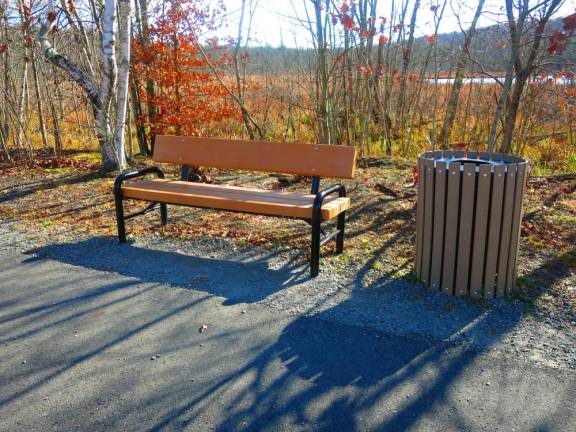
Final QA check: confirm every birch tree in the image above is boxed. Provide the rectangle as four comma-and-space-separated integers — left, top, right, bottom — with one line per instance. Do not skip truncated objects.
96, 0, 119, 168
36, 0, 127, 171
115, 0, 131, 169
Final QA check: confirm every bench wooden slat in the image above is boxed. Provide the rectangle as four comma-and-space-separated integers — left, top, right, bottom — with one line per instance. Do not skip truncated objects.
153, 136, 357, 179
122, 179, 350, 220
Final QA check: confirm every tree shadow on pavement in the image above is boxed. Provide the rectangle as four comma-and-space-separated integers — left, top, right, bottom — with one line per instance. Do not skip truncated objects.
148, 299, 556, 432
4, 238, 572, 431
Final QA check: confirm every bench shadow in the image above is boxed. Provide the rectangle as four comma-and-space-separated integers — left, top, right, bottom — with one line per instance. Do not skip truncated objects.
26, 236, 309, 305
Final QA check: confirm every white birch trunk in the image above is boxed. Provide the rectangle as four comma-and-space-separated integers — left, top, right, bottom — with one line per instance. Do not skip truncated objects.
114, 0, 130, 169
97, 0, 119, 169
37, 1, 119, 170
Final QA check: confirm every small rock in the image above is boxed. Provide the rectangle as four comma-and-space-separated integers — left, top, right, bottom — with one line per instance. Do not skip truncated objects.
150, 356, 157, 361
241, 310, 247, 314
199, 324, 208, 333
485, 382, 490, 386
22, 360, 26, 365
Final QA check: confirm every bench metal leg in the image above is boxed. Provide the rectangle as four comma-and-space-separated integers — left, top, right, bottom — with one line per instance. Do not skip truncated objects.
336, 211, 346, 254
114, 190, 127, 244
160, 203, 168, 226
311, 216, 321, 277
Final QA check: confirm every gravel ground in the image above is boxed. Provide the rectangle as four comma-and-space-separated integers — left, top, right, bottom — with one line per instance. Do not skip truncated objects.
1, 219, 574, 371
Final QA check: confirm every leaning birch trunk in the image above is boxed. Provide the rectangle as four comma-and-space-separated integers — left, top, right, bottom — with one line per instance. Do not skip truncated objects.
59, 0, 96, 80
37, 10, 117, 170
97, 0, 119, 170
114, 0, 130, 169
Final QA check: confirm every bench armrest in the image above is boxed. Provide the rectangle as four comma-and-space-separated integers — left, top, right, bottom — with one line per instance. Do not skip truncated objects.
313, 184, 346, 218
114, 166, 165, 193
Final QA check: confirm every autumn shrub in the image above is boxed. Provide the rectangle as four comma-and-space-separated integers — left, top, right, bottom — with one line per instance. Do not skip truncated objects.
131, 0, 239, 138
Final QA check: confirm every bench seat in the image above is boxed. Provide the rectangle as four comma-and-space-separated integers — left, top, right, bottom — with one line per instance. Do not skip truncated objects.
122, 178, 350, 220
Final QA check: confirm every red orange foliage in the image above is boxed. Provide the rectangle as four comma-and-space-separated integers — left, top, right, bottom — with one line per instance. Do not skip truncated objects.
131, 0, 238, 136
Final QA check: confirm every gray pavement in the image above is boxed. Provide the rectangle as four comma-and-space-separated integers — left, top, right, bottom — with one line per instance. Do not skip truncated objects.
1, 250, 575, 431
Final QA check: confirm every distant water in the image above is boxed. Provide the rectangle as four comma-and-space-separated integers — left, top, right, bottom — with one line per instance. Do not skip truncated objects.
426, 76, 573, 85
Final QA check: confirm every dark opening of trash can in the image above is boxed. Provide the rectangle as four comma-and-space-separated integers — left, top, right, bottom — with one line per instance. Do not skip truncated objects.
449, 159, 493, 165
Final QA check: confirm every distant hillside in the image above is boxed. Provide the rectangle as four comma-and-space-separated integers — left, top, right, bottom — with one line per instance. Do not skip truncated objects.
236, 16, 574, 75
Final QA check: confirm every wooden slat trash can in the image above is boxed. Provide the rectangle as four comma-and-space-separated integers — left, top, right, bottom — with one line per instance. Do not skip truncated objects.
415, 150, 528, 298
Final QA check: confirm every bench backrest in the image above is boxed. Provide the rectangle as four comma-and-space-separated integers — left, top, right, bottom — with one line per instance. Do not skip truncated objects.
153, 136, 357, 179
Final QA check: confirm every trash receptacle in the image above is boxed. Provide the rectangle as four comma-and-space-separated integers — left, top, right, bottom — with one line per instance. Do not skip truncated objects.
415, 150, 528, 298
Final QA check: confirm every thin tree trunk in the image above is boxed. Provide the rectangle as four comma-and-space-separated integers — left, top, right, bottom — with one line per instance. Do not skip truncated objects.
114, 0, 130, 169
0, 1, 9, 145
16, 62, 28, 149
130, 79, 149, 154
38, 59, 63, 153
134, 0, 158, 147
31, 53, 48, 150
47, 85, 63, 154
499, 74, 528, 153
395, 0, 420, 133
0, 121, 8, 160
438, 0, 485, 147
313, 0, 330, 143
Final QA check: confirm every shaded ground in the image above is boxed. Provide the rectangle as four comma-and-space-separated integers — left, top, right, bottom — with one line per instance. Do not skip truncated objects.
1, 151, 574, 327
1, 248, 575, 432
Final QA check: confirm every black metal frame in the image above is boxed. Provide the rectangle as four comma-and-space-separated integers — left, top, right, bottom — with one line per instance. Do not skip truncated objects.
114, 166, 167, 243
113, 170, 347, 277
310, 181, 347, 277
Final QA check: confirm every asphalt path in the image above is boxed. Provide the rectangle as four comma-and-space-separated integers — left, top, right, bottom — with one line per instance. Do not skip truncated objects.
1, 251, 575, 431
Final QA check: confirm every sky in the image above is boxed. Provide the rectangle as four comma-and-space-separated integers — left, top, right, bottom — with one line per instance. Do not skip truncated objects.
217, 0, 576, 47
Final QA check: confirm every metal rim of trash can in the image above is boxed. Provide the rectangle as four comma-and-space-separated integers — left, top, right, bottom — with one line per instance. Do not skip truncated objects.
415, 150, 528, 299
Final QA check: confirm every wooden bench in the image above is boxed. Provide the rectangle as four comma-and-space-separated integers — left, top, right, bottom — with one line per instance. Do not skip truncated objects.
113, 136, 357, 276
